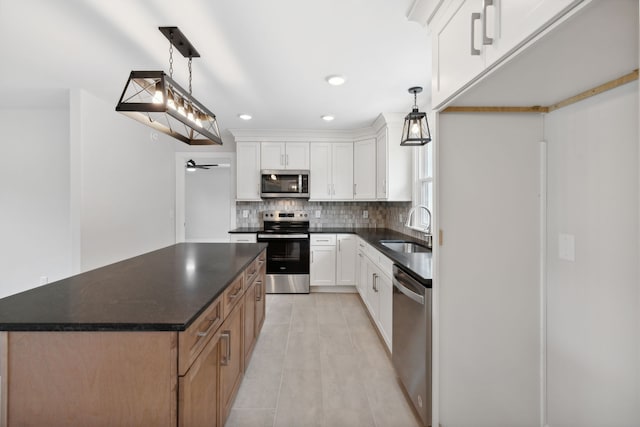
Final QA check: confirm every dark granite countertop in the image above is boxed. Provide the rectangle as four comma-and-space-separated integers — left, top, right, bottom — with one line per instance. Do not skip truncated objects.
0, 243, 267, 332
344, 228, 432, 288
228, 226, 431, 286
228, 227, 261, 233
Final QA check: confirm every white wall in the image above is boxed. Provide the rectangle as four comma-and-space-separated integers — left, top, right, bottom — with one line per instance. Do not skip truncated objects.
184, 162, 232, 242
437, 113, 543, 426
544, 82, 639, 427
0, 108, 72, 298
72, 90, 177, 271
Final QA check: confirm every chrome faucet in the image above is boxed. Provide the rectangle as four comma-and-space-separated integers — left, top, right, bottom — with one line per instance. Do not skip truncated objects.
405, 205, 431, 235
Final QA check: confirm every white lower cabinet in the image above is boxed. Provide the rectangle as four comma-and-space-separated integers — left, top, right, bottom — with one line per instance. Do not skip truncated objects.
336, 234, 357, 286
356, 237, 393, 351
229, 233, 257, 243
310, 243, 336, 286
311, 234, 357, 287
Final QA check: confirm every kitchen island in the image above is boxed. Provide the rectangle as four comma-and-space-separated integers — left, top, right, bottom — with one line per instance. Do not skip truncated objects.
0, 242, 267, 426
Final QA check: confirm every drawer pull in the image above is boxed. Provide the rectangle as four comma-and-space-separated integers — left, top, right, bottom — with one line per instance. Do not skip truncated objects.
221, 331, 231, 365
228, 286, 242, 300
256, 282, 262, 301
196, 313, 220, 337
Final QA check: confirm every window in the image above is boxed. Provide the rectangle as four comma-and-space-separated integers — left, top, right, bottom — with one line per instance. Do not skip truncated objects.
413, 141, 433, 230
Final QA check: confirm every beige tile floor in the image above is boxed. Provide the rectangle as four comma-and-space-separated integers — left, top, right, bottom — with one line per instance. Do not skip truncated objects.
226, 293, 422, 427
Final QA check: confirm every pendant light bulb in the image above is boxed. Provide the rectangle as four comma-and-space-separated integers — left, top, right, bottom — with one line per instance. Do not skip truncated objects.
152, 81, 164, 104
187, 104, 195, 123
167, 89, 176, 110
177, 97, 186, 117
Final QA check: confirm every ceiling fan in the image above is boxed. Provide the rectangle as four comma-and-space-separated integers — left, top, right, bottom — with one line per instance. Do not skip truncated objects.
185, 159, 230, 171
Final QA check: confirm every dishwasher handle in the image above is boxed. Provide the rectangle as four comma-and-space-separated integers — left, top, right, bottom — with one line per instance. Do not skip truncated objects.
393, 265, 426, 305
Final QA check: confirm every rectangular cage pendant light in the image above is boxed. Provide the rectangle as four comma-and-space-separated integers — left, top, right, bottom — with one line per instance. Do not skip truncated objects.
115, 27, 222, 145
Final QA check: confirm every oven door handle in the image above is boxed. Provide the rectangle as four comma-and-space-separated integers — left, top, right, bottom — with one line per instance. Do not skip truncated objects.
258, 234, 309, 239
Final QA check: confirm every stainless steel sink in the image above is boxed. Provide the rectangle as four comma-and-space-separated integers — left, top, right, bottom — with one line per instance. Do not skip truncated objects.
380, 240, 430, 253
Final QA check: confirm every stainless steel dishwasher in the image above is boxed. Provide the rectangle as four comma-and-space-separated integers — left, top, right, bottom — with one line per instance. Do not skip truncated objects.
392, 264, 431, 427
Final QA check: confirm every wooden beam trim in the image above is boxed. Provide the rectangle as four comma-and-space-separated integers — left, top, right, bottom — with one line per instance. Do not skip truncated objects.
442, 69, 639, 114
443, 106, 549, 113
547, 69, 639, 112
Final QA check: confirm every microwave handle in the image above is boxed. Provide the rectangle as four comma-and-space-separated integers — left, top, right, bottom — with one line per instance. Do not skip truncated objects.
298, 174, 302, 193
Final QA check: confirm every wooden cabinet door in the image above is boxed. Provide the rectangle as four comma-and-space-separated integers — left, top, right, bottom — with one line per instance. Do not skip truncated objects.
255, 273, 266, 334
243, 281, 256, 366
261, 142, 285, 169
332, 142, 354, 200
179, 332, 220, 427
285, 142, 310, 169
220, 301, 244, 425
236, 142, 261, 200
353, 139, 376, 200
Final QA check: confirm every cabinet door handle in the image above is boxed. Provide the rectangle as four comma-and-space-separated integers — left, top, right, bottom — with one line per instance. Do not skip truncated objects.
327, 184, 331, 196
338, 240, 341, 251
286, 154, 289, 166
280, 154, 285, 166
482, 0, 494, 45
353, 184, 357, 195
470, 12, 481, 55
311, 251, 314, 263
256, 281, 262, 301
221, 331, 231, 365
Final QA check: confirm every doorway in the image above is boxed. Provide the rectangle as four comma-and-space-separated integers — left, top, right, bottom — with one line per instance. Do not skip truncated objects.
175, 153, 236, 243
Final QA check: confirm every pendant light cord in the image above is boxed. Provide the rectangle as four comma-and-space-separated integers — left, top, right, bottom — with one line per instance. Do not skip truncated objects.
188, 57, 193, 95
168, 36, 174, 78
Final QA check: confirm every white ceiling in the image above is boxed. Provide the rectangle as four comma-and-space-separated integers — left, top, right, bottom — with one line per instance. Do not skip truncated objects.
0, 0, 431, 134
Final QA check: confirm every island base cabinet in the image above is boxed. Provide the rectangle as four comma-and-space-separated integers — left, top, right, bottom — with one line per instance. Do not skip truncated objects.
220, 300, 245, 426
179, 330, 221, 427
4, 331, 177, 427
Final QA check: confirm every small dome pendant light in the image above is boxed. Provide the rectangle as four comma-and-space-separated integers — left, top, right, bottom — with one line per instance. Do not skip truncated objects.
400, 86, 432, 146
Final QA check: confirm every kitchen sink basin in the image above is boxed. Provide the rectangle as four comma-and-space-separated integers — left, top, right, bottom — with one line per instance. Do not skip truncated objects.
379, 240, 430, 253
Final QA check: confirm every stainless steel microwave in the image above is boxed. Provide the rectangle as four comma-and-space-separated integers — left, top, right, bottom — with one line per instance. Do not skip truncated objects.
260, 170, 310, 199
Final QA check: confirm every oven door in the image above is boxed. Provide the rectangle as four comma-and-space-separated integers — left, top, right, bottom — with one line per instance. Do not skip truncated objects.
257, 233, 310, 293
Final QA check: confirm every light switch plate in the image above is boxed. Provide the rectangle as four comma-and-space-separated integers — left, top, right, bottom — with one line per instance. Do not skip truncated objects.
558, 233, 575, 261
315, 210, 321, 218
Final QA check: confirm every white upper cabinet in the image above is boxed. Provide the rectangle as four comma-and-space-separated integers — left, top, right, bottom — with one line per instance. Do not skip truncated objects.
432, 0, 486, 108
431, 0, 585, 109
484, 0, 581, 66
353, 139, 376, 200
236, 142, 261, 200
310, 142, 353, 201
332, 143, 355, 199
261, 142, 310, 170
374, 114, 412, 201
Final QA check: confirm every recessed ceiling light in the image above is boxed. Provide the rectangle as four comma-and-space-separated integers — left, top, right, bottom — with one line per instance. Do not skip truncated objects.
238, 113, 252, 120
325, 75, 346, 86
321, 115, 335, 122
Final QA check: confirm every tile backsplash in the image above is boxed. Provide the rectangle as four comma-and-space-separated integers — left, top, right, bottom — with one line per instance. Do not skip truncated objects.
235, 200, 430, 242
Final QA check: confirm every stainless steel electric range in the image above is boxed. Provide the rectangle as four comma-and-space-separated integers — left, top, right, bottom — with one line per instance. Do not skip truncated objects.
257, 211, 310, 294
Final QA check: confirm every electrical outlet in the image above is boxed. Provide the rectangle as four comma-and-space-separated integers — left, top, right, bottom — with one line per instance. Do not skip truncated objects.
315, 210, 321, 218
242, 210, 249, 218
362, 210, 369, 219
